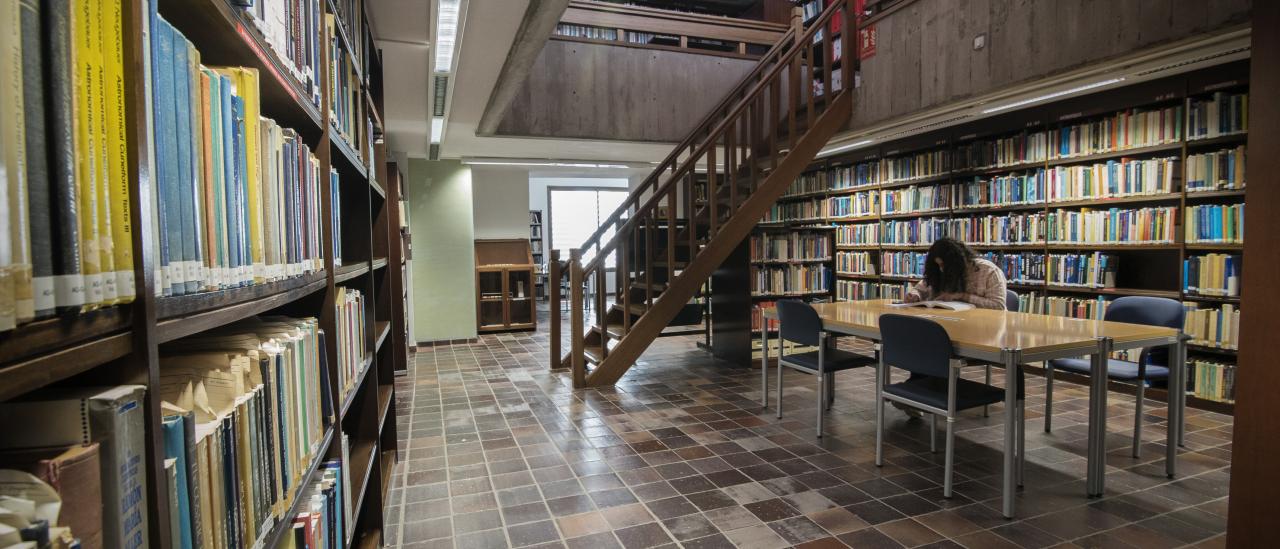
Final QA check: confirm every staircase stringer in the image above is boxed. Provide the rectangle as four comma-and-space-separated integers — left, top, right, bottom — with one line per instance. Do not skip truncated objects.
582, 90, 853, 387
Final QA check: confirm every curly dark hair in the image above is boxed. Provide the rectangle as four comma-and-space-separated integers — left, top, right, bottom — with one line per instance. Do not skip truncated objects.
924, 237, 976, 295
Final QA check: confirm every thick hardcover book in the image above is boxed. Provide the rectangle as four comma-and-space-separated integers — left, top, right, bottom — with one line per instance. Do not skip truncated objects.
162, 415, 195, 549
3, 0, 34, 326
165, 457, 181, 549
198, 71, 218, 291
73, 0, 104, 309
0, 385, 149, 549
217, 74, 240, 287
155, 17, 185, 295
186, 43, 208, 293
19, 0, 54, 319
101, 0, 133, 303
88, 0, 117, 306
44, 0, 86, 311
231, 94, 249, 287
173, 31, 197, 295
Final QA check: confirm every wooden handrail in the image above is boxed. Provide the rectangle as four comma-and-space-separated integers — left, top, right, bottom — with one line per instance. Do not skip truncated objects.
577, 0, 846, 273
562, 1, 787, 47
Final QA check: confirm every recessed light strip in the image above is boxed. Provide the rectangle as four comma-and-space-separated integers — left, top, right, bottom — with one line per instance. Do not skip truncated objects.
435, 0, 460, 73
980, 77, 1126, 114
817, 139, 874, 158
462, 160, 633, 169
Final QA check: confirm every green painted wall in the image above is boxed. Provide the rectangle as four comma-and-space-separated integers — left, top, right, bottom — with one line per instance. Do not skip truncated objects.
406, 159, 477, 342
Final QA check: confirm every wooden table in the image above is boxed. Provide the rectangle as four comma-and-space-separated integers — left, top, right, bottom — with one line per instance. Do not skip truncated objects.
760, 299, 1186, 518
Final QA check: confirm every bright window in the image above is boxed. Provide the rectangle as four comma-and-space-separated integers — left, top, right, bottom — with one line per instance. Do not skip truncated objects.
549, 188, 628, 269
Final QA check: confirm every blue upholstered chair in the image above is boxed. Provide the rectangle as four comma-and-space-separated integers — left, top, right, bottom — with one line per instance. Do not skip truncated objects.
876, 314, 1025, 496
773, 300, 877, 438
1044, 296, 1184, 457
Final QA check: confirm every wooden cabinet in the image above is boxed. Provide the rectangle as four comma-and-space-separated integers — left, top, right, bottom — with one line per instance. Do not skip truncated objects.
476, 239, 538, 332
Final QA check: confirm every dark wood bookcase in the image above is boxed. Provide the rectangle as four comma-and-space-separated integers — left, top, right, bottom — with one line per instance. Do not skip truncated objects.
0, 0, 406, 546
713, 60, 1250, 414
476, 239, 539, 332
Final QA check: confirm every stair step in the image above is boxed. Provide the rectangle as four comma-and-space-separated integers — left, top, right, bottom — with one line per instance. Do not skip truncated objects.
631, 281, 668, 293
612, 302, 648, 317
591, 322, 628, 340
584, 345, 606, 365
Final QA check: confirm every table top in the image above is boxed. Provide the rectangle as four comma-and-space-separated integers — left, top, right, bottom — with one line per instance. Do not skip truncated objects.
761, 300, 1179, 358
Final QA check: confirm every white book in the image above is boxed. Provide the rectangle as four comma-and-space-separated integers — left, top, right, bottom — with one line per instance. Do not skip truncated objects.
890, 300, 975, 312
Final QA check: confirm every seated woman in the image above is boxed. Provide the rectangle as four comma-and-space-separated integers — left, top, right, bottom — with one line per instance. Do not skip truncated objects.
904, 237, 1008, 310
894, 237, 1008, 418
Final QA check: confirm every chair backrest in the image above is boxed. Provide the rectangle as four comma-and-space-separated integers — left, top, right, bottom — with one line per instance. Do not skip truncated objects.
1005, 290, 1019, 312
777, 300, 822, 347
879, 314, 954, 378
1104, 296, 1185, 366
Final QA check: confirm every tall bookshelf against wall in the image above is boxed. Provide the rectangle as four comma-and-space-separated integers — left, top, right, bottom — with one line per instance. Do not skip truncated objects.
740, 61, 1249, 412
0, 0, 403, 546
531, 210, 547, 300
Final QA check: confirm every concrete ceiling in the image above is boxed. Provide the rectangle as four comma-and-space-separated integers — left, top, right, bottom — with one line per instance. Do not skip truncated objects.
369, 0, 433, 159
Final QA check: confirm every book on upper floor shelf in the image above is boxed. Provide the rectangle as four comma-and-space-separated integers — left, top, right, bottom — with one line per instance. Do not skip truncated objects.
1185, 203, 1244, 245
751, 263, 832, 297
1187, 91, 1248, 141
1186, 145, 1245, 192
1183, 253, 1240, 298
234, 0, 325, 110
750, 232, 832, 263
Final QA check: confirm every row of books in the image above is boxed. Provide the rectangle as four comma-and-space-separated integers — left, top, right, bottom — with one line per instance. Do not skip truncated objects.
948, 212, 1045, 246
835, 251, 875, 275
979, 252, 1047, 285
881, 217, 948, 246
1183, 303, 1239, 350
828, 192, 879, 218
1183, 254, 1240, 297
834, 281, 908, 302
749, 233, 831, 262
156, 317, 332, 549
554, 24, 618, 40
238, 0, 324, 108
1045, 207, 1177, 245
750, 264, 832, 296
880, 150, 950, 184
1045, 156, 1178, 202
0, 0, 136, 329
327, 0, 371, 73
285, 458, 349, 549
763, 198, 826, 223
783, 171, 833, 197
1185, 146, 1245, 192
1185, 203, 1244, 244
1017, 293, 1109, 320
1189, 359, 1235, 403
1187, 92, 1248, 140
835, 222, 879, 247
955, 131, 1050, 171
327, 13, 371, 165
881, 185, 953, 216
954, 171, 1045, 210
1050, 104, 1183, 159
336, 287, 367, 397
1045, 252, 1119, 289
150, 17, 327, 296
880, 251, 926, 279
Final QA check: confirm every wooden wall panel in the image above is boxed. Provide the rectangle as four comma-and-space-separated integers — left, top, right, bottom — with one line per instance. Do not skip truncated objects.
494, 40, 756, 142
851, 0, 1251, 129
1227, 2, 1274, 544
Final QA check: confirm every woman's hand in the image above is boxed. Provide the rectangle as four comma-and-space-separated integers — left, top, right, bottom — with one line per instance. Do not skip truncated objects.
904, 292, 923, 303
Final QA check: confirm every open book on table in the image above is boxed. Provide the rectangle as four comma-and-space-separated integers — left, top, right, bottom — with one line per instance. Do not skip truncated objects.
890, 300, 975, 311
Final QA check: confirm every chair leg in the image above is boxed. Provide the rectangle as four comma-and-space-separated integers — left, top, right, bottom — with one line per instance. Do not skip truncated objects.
825, 373, 835, 411
930, 414, 938, 453
984, 364, 991, 418
1044, 364, 1055, 433
875, 399, 884, 467
776, 359, 784, 420
816, 369, 826, 439
944, 416, 955, 498
1017, 398, 1026, 487
1132, 378, 1145, 458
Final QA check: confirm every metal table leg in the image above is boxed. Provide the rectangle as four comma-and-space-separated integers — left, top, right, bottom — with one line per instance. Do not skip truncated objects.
1166, 335, 1186, 478
1002, 348, 1021, 518
761, 327, 769, 409
1086, 337, 1113, 497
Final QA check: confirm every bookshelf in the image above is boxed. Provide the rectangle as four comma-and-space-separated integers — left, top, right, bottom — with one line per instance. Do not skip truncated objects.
0, 0, 403, 547
531, 210, 547, 300
475, 239, 539, 332
748, 60, 1250, 412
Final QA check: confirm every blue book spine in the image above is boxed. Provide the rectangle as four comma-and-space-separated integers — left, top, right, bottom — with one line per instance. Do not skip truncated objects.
162, 416, 194, 549
156, 19, 186, 295
172, 34, 198, 294
206, 71, 224, 289
218, 76, 239, 282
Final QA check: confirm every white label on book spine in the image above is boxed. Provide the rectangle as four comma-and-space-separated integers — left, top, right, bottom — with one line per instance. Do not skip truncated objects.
53, 274, 87, 307
184, 261, 201, 286
116, 270, 136, 301
86, 273, 104, 305
33, 277, 55, 312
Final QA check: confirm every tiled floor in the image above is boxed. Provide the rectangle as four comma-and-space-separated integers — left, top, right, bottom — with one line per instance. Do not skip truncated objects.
383, 310, 1232, 548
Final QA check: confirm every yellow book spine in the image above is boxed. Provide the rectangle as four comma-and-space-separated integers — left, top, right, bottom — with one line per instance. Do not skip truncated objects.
237, 68, 265, 282
103, 0, 133, 302
0, 0, 19, 330
90, 0, 116, 304
72, 0, 102, 309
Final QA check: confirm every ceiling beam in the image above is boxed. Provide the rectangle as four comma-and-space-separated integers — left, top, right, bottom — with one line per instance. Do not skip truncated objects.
476, 0, 571, 136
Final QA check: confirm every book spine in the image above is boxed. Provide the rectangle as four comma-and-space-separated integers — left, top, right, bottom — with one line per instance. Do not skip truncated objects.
173, 31, 197, 294
73, 0, 105, 309
4, 0, 34, 325
185, 42, 206, 293
45, 0, 87, 310
90, 0, 117, 306
156, 17, 185, 295
87, 386, 150, 549
20, 0, 55, 319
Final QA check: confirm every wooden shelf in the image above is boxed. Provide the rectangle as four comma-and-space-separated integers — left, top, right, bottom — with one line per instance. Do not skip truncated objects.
880, 210, 949, 220
1043, 285, 1181, 299
1188, 343, 1238, 357
377, 384, 393, 434
1185, 243, 1244, 251
156, 273, 329, 343
330, 126, 369, 180
1182, 293, 1241, 303
254, 428, 335, 549
346, 440, 380, 547
953, 201, 1045, 214
0, 306, 132, 372
836, 272, 879, 279
750, 290, 831, 298
336, 262, 371, 283
879, 172, 951, 189
750, 257, 832, 265
952, 159, 1046, 178
0, 331, 133, 402
828, 185, 880, 195
372, 257, 389, 271
1186, 132, 1248, 148
1045, 243, 1180, 251
1047, 192, 1183, 209
371, 177, 387, 199
1186, 189, 1246, 200
375, 321, 391, 350
340, 353, 375, 419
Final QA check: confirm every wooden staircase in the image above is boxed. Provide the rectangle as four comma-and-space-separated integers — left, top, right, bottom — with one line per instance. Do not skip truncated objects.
550, 1, 857, 388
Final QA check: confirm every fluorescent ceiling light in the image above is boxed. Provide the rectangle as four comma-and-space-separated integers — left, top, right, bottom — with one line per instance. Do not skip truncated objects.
818, 139, 873, 157
981, 77, 1126, 114
463, 160, 632, 169
434, 0, 460, 73
430, 117, 444, 144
